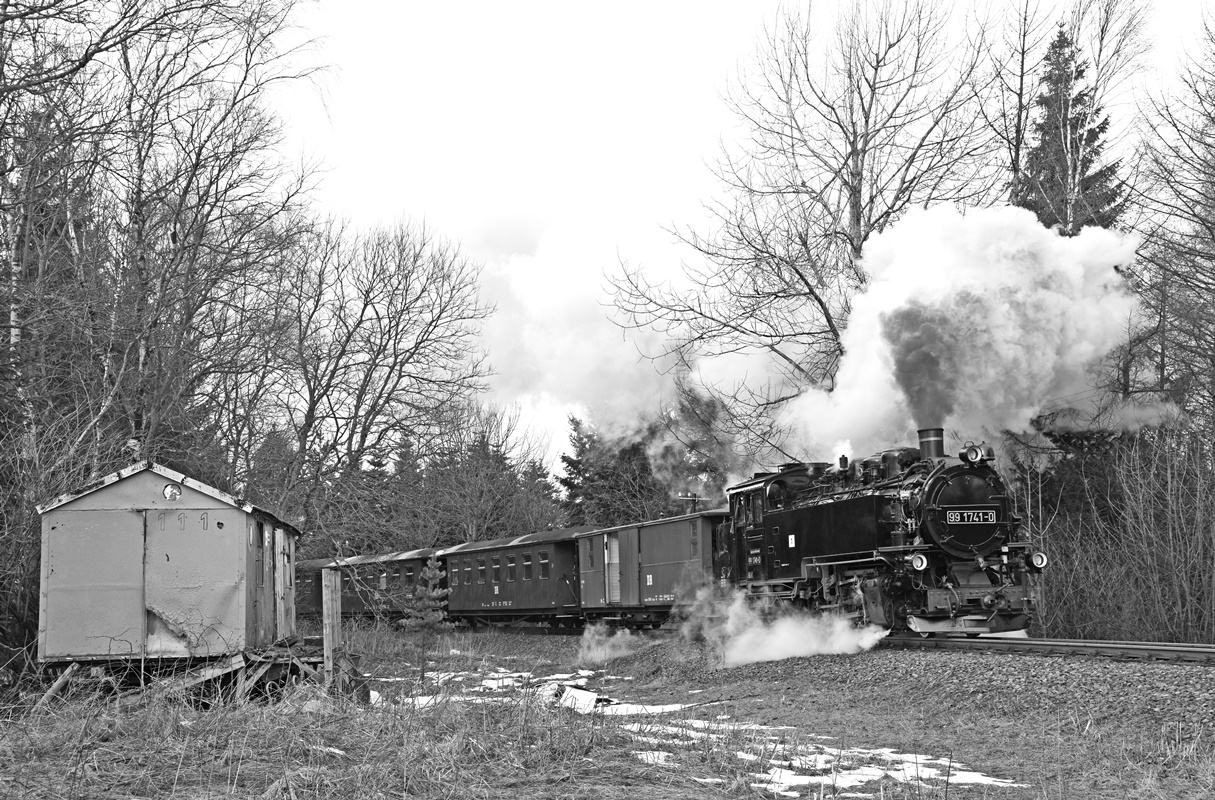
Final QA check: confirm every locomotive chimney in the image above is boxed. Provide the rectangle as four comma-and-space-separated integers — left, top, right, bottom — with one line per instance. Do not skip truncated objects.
917, 427, 945, 459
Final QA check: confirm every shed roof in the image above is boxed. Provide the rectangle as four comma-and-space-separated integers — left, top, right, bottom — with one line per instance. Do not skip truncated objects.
36, 461, 302, 536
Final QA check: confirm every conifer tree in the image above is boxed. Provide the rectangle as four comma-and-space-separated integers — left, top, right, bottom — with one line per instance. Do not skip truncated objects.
1013, 25, 1125, 235
397, 556, 449, 686
557, 417, 681, 527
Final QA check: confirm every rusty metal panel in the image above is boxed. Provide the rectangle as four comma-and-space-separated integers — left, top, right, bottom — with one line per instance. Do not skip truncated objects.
143, 507, 245, 657
40, 510, 145, 660
276, 527, 295, 639
244, 519, 277, 648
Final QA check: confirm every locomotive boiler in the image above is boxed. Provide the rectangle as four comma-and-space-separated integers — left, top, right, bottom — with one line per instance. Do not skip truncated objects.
722, 427, 1045, 635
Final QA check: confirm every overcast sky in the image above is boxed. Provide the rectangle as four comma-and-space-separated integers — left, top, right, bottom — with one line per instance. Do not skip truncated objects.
270, 0, 1207, 467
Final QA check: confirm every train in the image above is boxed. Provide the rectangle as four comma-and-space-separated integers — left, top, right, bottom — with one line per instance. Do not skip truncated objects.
297, 427, 1045, 635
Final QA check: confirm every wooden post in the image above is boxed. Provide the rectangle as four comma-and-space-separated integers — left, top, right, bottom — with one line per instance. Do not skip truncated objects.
35, 662, 80, 709
322, 567, 342, 688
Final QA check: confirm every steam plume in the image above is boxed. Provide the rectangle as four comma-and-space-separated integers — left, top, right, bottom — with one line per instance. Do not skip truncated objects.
577, 624, 649, 665
781, 205, 1144, 457
680, 587, 888, 666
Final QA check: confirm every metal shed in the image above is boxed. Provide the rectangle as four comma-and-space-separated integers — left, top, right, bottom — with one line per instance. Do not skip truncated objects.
37, 462, 302, 663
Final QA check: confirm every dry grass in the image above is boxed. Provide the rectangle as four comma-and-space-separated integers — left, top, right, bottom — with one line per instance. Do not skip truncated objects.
1, 683, 717, 799
3, 626, 1214, 799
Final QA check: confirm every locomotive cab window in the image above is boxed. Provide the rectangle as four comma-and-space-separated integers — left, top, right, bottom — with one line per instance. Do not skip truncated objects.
491, 557, 501, 583
539, 551, 551, 579
507, 556, 516, 582
523, 553, 533, 580
477, 559, 486, 584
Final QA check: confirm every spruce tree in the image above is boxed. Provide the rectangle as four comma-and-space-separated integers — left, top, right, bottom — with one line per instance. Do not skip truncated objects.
1013, 25, 1125, 235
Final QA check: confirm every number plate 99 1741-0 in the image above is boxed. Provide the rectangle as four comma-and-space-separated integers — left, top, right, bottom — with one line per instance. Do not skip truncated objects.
946, 509, 996, 524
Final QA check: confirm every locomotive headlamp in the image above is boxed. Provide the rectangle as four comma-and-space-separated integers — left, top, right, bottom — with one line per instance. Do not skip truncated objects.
908, 553, 929, 571
1028, 551, 1048, 570
960, 444, 985, 464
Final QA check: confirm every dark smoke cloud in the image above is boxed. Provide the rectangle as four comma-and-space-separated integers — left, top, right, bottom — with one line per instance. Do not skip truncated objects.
779, 206, 1147, 458
881, 301, 959, 427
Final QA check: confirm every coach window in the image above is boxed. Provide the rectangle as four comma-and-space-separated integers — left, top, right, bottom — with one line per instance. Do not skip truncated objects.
391, 566, 401, 586
523, 553, 533, 580
507, 556, 516, 582
690, 524, 699, 557
464, 559, 472, 584
477, 558, 486, 584
492, 556, 501, 583
449, 566, 457, 587
379, 571, 387, 590
539, 551, 551, 580
404, 565, 415, 586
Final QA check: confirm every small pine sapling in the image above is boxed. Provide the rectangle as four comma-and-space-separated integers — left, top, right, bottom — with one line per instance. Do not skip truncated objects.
396, 556, 450, 685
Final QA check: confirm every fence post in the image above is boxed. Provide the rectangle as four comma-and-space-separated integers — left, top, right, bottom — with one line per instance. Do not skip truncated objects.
322, 567, 342, 688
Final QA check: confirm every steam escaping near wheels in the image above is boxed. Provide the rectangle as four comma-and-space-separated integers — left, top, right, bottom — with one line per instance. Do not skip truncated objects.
577, 624, 652, 665
677, 587, 888, 667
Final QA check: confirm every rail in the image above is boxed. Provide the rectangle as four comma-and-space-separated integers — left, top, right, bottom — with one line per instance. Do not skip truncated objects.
881, 633, 1215, 663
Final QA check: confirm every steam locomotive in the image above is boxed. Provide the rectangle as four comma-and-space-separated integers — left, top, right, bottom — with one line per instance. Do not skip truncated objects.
721, 427, 1045, 635
300, 427, 1044, 635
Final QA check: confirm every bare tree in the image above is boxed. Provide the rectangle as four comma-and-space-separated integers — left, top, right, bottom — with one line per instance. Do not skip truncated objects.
0, 0, 311, 652
1134, 16, 1215, 431
265, 220, 492, 534
978, 0, 1053, 199
612, 0, 997, 461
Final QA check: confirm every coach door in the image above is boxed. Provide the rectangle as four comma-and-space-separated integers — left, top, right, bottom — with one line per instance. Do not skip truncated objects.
603, 529, 640, 606
605, 533, 621, 603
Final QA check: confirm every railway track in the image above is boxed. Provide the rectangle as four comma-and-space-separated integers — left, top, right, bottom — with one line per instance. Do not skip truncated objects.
881, 633, 1215, 663
465, 624, 1215, 662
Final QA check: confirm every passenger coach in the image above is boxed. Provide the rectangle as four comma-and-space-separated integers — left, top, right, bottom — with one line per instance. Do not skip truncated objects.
441, 528, 589, 627
296, 548, 440, 617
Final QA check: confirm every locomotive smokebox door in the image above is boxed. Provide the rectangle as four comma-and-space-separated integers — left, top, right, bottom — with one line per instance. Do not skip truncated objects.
921, 468, 1010, 558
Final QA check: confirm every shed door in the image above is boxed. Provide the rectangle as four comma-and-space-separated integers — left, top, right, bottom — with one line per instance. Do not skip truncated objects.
605, 533, 621, 604
41, 511, 145, 659
274, 527, 295, 639
144, 509, 238, 657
